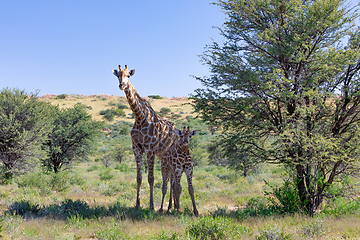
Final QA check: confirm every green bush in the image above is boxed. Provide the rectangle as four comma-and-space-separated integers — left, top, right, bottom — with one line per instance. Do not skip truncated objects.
264, 179, 302, 214
96, 220, 129, 240
160, 107, 171, 115
100, 108, 126, 121
235, 196, 276, 219
186, 216, 252, 239
99, 169, 114, 181
15, 171, 51, 195
300, 219, 328, 238
49, 171, 70, 192
148, 95, 162, 99
171, 114, 182, 119
7, 200, 41, 217
103, 111, 115, 121
117, 103, 128, 109
56, 94, 67, 99
149, 231, 179, 240
256, 225, 292, 240
323, 197, 360, 217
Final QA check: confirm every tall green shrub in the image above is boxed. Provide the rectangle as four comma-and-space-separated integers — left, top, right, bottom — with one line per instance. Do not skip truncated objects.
43, 103, 103, 173
0, 88, 52, 179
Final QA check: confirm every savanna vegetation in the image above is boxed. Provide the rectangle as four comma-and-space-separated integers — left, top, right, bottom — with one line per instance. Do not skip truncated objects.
1, 0, 360, 239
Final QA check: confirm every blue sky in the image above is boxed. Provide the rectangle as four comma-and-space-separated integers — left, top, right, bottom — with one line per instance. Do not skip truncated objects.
0, 1, 359, 98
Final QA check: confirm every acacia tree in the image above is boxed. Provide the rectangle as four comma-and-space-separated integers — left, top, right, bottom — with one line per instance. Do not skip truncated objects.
43, 104, 102, 173
192, 0, 360, 214
0, 88, 52, 179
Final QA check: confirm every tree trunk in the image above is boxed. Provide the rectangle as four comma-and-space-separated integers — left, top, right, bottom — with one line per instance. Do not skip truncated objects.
296, 164, 324, 216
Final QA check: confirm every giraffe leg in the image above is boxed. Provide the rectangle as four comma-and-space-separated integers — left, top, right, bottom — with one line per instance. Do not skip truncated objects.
134, 148, 143, 209
168, 172, 175, 211
147, 151, 155, 210
185, 165, 198, 216
160, 165, 169, 213
173, 170, 183, 212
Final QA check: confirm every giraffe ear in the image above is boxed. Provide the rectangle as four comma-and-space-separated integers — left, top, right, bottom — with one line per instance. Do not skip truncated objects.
190, 130, 200, 137
175, 129, 182, 136
112, 69, 118, 76
129, 69, 135, 76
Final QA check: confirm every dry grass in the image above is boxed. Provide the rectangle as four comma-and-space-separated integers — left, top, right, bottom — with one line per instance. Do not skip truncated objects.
40, 94, 194, 122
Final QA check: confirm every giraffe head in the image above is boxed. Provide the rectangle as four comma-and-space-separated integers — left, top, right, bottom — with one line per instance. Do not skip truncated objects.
112, 65, 135, 90
175, 127, 200, 146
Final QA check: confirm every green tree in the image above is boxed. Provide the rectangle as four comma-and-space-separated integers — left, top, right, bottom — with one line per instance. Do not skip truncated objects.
43, 104, 102, 173
192, 0, 360, 214
0, 88, 52, 179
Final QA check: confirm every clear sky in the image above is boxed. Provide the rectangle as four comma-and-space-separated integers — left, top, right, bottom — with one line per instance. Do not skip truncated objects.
0, 1, 359, 98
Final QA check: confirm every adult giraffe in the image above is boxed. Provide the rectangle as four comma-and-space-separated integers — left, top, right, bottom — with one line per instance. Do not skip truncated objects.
112, 65, 179, 210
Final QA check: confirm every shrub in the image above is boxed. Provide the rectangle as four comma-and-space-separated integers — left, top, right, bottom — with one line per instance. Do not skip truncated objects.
149, 231, 179, 240
171, 114, 182, 119
100, 108, 126, 121
300, 219, 328, 238
49, 171, 70, 192
264, 179, 302, 214
323, 197, 360, 217
117, 103, 128, 109
256, 225, 292, 240
56, 94, 67, 99
61, 199, 91, 218
148, 95, 162, 99
66, 214, 87, 228
235, 196, 275, 219
186, 216, 252, 239
15, 171, 51, 195
0, 88, 53, 177
7, 200, 41, 217
160, 107, 171, 115
99, 169, 114, 181
96, 220, 129, 240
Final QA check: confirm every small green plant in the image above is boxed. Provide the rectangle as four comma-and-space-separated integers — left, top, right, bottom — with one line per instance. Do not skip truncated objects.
114, 163, 131, 172
49, 171, 70, 192
96, 220, 128, 240
210, 205, 228, 217
256, 224, 292, 240
150, 231, 179, 240
264, 179, 302, 214
300, 219, 328, 238
99, 169, 114, 181
323, 197, 360, 217
186, 216, 252, 239
66, 214, 87, 228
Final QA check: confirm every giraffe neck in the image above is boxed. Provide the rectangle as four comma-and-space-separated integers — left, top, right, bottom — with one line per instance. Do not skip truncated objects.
124, 83, 149, 123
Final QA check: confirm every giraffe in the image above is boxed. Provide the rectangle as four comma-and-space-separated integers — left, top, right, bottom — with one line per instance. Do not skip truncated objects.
112, 65, 179, 210
159, 126, 199, 216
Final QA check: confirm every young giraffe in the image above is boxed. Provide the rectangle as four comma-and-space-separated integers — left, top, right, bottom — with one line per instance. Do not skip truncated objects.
159, 126, 199, 216
112, 65, 179, 210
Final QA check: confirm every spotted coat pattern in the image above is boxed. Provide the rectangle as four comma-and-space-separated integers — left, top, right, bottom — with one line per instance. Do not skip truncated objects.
159, 127, 199, 216
113, 65, 179, 210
